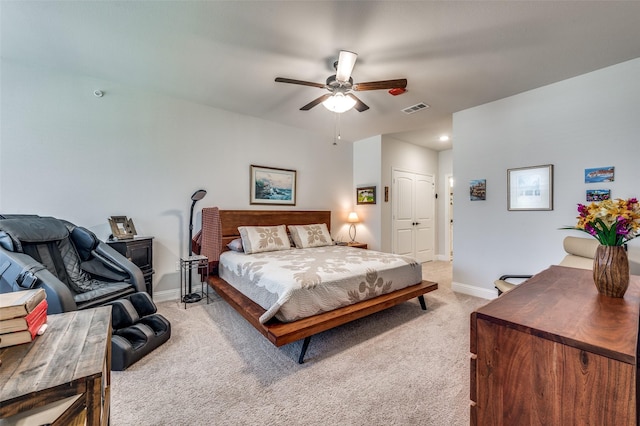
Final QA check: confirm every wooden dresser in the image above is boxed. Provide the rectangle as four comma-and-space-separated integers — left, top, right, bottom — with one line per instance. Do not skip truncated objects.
0, 307, 112, 425
470, 265, 640, 425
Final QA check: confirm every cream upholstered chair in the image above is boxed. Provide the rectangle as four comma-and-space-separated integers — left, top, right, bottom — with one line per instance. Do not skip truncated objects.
494, 236, 599, 295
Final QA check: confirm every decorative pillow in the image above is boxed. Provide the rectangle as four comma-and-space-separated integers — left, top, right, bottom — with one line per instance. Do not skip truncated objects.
288, 223, 333, 248
238, 225, 291, 254
226, 238, 244, 252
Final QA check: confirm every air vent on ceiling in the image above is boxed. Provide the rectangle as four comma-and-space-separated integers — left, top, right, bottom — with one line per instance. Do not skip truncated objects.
402, 102, 430, 114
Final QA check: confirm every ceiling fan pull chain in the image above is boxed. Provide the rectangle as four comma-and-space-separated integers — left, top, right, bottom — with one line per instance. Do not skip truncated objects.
333, 112, 343, 145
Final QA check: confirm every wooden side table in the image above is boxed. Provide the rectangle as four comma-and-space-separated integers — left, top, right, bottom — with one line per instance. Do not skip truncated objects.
0, 307, 112, 425
347, 242, 368, 249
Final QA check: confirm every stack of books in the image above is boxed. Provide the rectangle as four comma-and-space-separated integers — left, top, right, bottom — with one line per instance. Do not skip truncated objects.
0, 288, 48, 348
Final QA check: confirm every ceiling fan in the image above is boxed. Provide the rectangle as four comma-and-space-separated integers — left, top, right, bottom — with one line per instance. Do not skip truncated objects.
275, 51, 407, 113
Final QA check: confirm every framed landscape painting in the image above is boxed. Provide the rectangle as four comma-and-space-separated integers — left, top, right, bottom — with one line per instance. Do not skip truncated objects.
250, 165, 296, 205
356, 186, 376, 205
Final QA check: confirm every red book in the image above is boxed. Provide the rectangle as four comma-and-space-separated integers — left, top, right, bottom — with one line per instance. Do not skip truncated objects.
0, 299, 48, 334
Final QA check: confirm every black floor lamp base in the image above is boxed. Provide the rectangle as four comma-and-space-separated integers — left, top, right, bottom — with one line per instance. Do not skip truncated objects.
182, 293, 203, 303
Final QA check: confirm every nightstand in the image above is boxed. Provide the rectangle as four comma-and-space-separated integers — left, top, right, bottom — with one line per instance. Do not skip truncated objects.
106, 236, 154, 297
347, 242, 368, 249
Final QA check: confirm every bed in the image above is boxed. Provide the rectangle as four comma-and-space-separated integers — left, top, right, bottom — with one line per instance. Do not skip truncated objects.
205, 209, 438, 363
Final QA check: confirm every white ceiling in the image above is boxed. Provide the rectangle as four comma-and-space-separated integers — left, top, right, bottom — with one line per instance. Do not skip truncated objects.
3, 1, 640, 151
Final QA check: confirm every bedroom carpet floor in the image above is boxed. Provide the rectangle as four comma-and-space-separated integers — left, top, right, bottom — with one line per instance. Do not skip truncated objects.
110, 261, 488, 426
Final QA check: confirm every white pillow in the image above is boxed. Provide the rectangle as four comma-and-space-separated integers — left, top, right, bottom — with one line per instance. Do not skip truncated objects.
238, 225, 291, 254
226, 238, 244, 252
288, 223, 332, 248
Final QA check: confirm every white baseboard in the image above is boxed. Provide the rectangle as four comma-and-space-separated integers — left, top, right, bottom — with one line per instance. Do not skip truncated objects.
451, 281, 497, 300
435, 254, 451, 261
152, 289, 181, 303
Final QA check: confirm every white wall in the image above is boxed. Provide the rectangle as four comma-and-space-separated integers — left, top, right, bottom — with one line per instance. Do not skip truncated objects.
452, 58, 640, 299
1, 60, 353, 300
381, 136, 439, 253
352, 136, 382, 249
351, 135, 440, 254
438, 149, 453, 260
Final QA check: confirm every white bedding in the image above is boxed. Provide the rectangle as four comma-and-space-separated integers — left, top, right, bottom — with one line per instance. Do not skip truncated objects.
218, 245, 422, 323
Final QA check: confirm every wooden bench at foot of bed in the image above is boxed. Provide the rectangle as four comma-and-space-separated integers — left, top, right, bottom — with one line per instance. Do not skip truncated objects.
207, 275, 438, 363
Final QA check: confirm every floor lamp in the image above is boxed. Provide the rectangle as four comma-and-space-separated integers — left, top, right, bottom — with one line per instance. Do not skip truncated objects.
183, 189, 207, 303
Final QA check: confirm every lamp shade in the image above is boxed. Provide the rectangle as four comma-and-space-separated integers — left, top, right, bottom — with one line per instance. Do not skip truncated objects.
191, 189, 207, 201
322, 93, 357, 113
336, 51, 358, 83
347, 212, 360, 223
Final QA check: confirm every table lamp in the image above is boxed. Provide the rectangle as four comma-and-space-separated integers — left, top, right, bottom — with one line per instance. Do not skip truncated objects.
347, 212, 360, 243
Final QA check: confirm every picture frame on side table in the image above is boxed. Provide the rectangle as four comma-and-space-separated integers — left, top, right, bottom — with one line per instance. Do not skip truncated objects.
108, 216, 137, 239
250, 165, 297, 205
507, 164, 554, 211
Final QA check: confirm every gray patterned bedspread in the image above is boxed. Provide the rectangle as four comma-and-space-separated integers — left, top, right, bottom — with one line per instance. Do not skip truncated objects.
218, 246, 422, 323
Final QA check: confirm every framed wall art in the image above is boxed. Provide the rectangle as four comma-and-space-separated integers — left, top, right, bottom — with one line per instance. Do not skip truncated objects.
108, 216, 137, 239
507, 164, 554, 211
250, 165, 297, 205
356, 186, 376, 205
585, 166, 614, 183
470, 179, 486, 201
586, 189, 611, 202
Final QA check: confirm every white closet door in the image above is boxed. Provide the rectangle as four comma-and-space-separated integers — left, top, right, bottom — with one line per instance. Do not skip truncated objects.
392, 170, 435, 262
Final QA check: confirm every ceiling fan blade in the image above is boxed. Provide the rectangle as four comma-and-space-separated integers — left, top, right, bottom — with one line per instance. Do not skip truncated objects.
346, 93, 370, 112
275, 77, 326, 89
300, 94, 332, 111
353, 79, 408, 91
336, 51, 358, 83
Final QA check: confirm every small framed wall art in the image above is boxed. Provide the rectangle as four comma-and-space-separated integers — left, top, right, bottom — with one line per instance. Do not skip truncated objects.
507, 164, 554, 211
586, 189, 611, 202
470, 179, 486, 201
356, 186, 376, 205
585, 166, 614, 183
250, 165, 297, 205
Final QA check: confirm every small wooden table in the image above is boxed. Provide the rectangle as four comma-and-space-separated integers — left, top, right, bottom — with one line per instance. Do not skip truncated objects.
470, 265, 640, 425
0, 306, 112, 425
347, 242, 368, 249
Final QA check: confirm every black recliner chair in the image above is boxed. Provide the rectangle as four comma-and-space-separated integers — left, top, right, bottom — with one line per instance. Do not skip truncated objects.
0, 215, 171, 370
0, 214, 146, 313
108, 292, 171, 371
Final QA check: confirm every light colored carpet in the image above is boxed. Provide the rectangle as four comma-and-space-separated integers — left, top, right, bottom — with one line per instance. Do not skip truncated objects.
110, 261, 487, 426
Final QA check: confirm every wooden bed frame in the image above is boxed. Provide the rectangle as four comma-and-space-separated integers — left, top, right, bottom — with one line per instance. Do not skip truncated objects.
207, 210, 438, 363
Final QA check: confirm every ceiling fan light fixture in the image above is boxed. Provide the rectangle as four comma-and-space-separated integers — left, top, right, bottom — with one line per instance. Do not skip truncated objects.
322, 92, 357, 113
336, 51, 358, 82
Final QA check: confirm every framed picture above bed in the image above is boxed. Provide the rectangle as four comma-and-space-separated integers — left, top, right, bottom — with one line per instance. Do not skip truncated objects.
250, 165, 297, 205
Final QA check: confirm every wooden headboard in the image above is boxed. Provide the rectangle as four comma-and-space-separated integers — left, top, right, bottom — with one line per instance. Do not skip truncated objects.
219, 210, 331, 248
